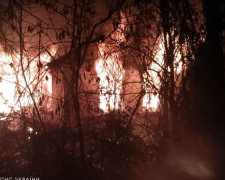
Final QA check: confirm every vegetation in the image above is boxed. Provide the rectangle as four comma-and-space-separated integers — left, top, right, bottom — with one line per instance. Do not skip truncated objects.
0, 0, 224, 179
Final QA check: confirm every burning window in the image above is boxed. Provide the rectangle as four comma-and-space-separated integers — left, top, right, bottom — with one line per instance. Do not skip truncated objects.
95, 43, 124, 113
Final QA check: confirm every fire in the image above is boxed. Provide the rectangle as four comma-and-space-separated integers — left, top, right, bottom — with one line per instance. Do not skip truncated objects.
40, 46, 58, 96
0, 49, 19, 113
95, 32, 183, 113
142, 40, 164, 111
95, 33, 183, 113
0, 46, 57, 115
95, 12, 126, 113
95, 43, 124, 113
142, 36, 182, 111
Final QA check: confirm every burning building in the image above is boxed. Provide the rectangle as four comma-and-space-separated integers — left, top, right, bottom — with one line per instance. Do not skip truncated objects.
47, 21, 163, 121
0, 0, 191, 142
1, 1, 223, 179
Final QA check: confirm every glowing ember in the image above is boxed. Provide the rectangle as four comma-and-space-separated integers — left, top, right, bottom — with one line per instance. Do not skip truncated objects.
95, 43, 124, 113
0, 46, 57, 116
27, 127, 33, 133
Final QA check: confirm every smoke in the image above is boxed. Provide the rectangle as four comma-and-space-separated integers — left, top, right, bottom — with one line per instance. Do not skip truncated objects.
164, 137, 217, 180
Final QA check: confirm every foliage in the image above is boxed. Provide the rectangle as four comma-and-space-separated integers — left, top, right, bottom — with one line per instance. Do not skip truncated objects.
0, 0, 224, 179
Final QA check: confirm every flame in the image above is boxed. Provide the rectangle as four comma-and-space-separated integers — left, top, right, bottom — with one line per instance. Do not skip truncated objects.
95, 35, 183, 112
0, 49, 19, 113
142, 36, 182, 111
0, 46, 57, 115
95, 11, 128, 113
95, 12, 126, 113
40, 46, 57, 96
95, 34, 183, 113
95, 43, 124, 113
142, 40, 164, 111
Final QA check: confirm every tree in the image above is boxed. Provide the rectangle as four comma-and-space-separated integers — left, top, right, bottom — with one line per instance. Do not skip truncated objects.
0, 0, 129, 178
0, 0, 224, 179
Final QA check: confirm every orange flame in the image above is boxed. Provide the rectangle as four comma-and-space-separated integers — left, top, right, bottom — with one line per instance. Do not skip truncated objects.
143, 36, 182, 111
0, 46, 57, 115
142, 40, 164, 111
95, 43, 124, 113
